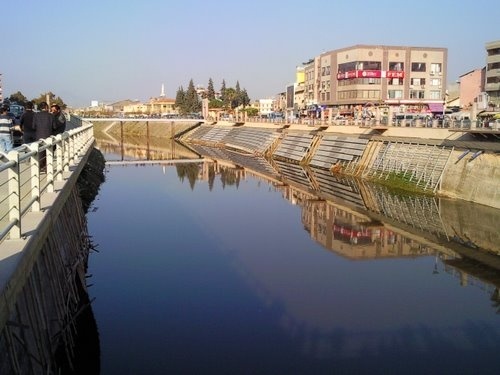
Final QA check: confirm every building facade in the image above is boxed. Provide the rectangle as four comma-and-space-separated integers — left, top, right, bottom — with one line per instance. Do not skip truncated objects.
299, 45, 448, 118
459, 68, 485, 110
485, 40, 500, 108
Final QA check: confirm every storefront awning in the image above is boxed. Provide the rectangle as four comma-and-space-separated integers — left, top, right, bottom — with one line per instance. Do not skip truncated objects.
477, 111, 500, 117
428, 103, 444, 112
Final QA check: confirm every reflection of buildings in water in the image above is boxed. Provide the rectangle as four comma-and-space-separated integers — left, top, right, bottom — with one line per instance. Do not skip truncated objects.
139, 145, 500, 359
95, 135, 200, 161
299, 195, 435, 259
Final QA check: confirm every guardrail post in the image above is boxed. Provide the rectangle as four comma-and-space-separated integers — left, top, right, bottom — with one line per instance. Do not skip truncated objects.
7, 150, 21, 239
54, 135, 64, 181
45, 138, 55, 192
67, 131, 75, 166
28, 143, 41, 212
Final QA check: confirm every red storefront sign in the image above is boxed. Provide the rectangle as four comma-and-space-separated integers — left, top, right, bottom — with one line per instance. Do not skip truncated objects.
358, 70, 382, 78
337, 70, 405, 80
386, 70, 405, 78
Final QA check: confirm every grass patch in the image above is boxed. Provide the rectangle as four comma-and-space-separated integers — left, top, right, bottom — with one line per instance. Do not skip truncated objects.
368, 172, 434, 196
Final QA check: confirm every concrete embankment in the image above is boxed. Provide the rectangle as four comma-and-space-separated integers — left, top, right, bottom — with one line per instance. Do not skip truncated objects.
197, 121, 500, 209
94, 120, 500, 209
0, 148, 105, 373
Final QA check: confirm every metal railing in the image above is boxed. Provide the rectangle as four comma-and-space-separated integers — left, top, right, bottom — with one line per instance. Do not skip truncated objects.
210, 116, 489, 130
0, 119, 94, 243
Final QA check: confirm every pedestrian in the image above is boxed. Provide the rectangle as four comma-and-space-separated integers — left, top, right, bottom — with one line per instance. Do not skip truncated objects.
50, 104, 66, 135
0, 104, 13, 152
20, 101, 36, 144
33, 102, 55, 140
33, 102, 55, 171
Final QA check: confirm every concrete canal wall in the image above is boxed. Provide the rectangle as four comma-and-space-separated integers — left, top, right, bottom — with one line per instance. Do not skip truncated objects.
0, 148, 105, 374
180, 121, 500, 209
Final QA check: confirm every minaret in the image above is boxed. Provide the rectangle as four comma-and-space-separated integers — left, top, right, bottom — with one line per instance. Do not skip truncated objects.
160, 83, 165, 97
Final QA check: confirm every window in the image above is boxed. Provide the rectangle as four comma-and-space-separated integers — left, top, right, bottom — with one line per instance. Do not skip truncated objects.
338, 62, 356, 73
430, 91, 441, 99
430, 63, 442, 74
411, 78, 426, 86
356, 61, 382, 70
388, 90, 403, 99
430, 78, 441, 86
388, 78, 402, 85
487, 47, 500, 55
410, 90, 425, 99
486, 76, 500, 83
411, 63, 426, 72
389, 62, 404, 71
487, 62, 500, 70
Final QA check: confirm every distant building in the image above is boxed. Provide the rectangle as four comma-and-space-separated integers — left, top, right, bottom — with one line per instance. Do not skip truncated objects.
258, 99, 273, 117
149, 96, 176, 115
485, 40, 500, 108
459, 68, 485, 109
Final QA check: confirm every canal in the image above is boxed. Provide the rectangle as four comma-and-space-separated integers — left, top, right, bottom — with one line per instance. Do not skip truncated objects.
85, 135, 500, 374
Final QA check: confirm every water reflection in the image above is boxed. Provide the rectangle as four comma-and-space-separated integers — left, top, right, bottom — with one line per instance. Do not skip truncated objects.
96, 135, 500, 304
91, 135, 500, 373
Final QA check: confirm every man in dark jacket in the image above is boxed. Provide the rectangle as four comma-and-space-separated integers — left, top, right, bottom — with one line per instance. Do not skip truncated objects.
20, 101, 36, 143
33, 102, 55, 140
50, 104, 66, 135
33, 102, 55, 171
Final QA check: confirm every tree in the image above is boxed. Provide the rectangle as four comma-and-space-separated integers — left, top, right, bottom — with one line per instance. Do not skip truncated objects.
175, 86, 186, 113
220, 79, 227, 103
234, 81, 242, 108
223, 87, 238, 109
185, 79, 201, 114
32, 92, 66, 109
244, 107, 258, 117
240, 89, 250, 108
207, 78, 216, 100
8, 91, 28, 106
209, 98, 223, 108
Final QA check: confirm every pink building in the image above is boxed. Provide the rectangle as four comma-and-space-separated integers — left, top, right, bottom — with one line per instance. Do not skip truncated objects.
459, 68, 485, 109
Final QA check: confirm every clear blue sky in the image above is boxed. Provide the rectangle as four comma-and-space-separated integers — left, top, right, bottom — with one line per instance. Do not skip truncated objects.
2, 0, 499, 107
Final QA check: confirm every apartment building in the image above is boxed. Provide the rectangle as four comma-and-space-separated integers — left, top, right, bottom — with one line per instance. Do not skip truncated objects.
459, 68, 485, 109
302, 45, 447, 117
485, 40, 500, 108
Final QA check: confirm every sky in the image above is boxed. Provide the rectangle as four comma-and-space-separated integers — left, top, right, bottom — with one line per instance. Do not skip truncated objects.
2, 0, 499, 107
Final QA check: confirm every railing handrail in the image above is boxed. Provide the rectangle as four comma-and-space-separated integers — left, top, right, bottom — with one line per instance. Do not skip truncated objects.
0, 117, 94, 244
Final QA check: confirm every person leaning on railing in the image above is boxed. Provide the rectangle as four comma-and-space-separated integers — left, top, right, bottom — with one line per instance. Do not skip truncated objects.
0, 104, 13, 152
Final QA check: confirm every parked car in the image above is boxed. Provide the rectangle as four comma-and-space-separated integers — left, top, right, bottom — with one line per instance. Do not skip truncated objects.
488, 119, 500, 130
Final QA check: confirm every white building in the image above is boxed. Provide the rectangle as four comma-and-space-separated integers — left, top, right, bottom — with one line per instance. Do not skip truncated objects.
258, 99, 274, 117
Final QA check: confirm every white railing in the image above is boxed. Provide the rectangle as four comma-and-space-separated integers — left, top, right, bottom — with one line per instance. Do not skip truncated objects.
0, 119, 94, 243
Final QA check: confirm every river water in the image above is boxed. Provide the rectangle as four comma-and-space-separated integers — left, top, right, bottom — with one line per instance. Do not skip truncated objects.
85, 135, 500, 374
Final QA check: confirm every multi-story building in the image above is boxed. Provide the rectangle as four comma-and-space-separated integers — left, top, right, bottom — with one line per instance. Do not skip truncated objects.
303, 56, 320, 114
258, 98, 273, 117
459, 68, 485, 110
302, 45, 448, 118
485, 40, 500, 108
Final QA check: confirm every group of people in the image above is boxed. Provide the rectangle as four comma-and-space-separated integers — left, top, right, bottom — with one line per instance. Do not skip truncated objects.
0, 101, 66, 153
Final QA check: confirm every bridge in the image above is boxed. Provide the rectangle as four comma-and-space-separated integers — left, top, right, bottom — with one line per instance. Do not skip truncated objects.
0, 117, 99, 373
